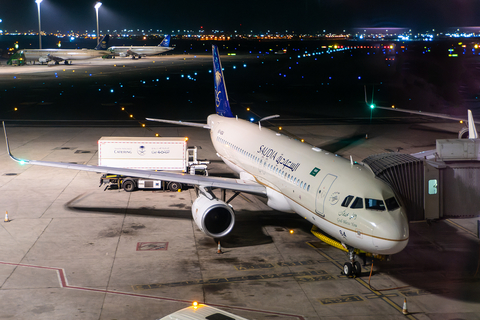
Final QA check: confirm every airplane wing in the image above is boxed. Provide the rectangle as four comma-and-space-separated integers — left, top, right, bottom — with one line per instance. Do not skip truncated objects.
146, 117, 211, 129
2, 122, 265, 195
374, 106, 480, 124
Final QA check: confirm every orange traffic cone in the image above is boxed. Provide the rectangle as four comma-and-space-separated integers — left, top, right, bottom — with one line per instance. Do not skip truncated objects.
402, 298, 408, 315
217, 241, 222, 254
4, 211, 10, 223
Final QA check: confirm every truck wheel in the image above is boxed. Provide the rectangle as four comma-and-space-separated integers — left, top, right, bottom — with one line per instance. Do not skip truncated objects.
168, 182, 182, 192
123, 180, 136, 192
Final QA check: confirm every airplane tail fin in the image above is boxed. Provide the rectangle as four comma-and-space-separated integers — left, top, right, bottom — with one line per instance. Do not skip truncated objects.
212, 45, 234, 118
159, 35, 171, 47
468, 109, 478, 139
95, 34, 110, 50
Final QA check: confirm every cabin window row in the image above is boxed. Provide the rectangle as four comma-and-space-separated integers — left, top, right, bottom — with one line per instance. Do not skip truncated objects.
217, 136, 311, 192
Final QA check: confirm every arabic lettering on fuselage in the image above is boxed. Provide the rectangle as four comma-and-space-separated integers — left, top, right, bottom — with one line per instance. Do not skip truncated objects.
257, 145, 300, 171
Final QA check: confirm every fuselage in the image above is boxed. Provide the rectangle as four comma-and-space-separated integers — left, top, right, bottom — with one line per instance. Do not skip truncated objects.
207, 114, 409, 255
22, 49, 108, 62
108, 46, 173, 56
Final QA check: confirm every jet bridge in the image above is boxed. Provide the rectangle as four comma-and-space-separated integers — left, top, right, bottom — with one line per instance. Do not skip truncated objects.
363, 147, 480, 222
362, 153, 424, 221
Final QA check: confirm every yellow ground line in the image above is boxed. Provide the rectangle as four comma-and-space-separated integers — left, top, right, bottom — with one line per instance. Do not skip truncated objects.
446, 219, 478, 238
307, 242, 417, 320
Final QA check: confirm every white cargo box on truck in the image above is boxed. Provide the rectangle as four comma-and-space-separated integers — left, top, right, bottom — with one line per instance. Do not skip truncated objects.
98, 137, 188, 171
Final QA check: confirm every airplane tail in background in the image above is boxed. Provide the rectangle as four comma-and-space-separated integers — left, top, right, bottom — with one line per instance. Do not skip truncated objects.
212, 45, 234, 118
95, 34, 110, 50
159, 35, 171, 47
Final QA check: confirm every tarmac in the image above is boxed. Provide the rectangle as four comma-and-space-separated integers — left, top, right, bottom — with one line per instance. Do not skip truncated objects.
0, 57, 480, 320
0, 121, 479, 320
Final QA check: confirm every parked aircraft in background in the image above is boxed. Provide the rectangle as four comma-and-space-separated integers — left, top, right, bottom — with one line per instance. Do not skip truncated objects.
22, 35, 110, 65
108, 35, 173, 59
4, 45, 409, 277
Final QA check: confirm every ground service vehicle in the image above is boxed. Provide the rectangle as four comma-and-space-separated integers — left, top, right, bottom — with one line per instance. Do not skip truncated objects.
98, 137, 208, 192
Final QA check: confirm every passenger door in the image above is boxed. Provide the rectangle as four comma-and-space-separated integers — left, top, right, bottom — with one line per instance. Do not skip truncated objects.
315, 174, 337, 217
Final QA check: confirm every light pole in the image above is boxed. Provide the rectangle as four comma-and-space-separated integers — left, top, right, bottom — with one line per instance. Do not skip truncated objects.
35, 0, 43, 49
94, 2, 102, 45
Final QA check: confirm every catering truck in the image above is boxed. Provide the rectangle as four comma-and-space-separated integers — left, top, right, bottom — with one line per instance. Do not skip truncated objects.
98, 137, 208, 192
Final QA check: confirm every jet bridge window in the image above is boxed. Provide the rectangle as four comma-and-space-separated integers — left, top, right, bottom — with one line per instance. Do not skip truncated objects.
341, 195, 354, 207
365, 198, 385, 211
350, 197, 364, 209
385, 197, 400, 211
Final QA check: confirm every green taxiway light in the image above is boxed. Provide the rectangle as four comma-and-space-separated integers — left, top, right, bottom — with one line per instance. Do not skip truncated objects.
370, 104, 375, 109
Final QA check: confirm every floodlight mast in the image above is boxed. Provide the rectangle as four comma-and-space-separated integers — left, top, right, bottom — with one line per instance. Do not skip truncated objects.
95, 2, 102, 45
35, 0, 43, 49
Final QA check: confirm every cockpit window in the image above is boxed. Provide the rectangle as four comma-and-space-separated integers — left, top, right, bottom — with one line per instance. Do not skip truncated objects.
365, 198, 385, 211
350, 197, 363, 209
341, 195, 354, 207
385, 197, 400, 211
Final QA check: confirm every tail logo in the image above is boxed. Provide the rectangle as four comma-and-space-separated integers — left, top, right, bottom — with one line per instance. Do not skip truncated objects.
215, 70, 223, 109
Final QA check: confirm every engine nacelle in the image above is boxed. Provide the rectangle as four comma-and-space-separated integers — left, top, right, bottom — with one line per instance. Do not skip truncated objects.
38, 56, 50, 63
191, 195, 235, 238
119, 52, 128, 57
459, 127, 469, 139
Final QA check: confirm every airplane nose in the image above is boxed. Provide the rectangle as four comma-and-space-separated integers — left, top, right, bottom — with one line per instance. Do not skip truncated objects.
372, 209, 409, 255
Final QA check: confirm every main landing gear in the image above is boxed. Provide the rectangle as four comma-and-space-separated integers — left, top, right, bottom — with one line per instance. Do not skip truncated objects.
343, 248, 361, 277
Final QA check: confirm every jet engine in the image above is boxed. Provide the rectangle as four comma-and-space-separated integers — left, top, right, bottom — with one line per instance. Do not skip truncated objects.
191, 194, 235, 238
38, 57, 50, 64
119, 52, 128, 57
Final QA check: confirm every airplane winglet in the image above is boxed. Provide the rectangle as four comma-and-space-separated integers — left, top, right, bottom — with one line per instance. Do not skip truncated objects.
468, 109, 478, 139
2, 122, 29, 164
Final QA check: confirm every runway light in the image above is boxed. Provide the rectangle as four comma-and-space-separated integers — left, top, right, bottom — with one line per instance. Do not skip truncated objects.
460, 120, 463, 124
370, 104, 375, 109
391, 105, 395, 108
279, 127, 282, 130
14, 108, 17, 111
289, 229, 294, 234
121, 107, 124, 111
129, 114, 133, 118
141, 124, 145, 127
246, 107, 250, 111
155, 133, 159, 137
301, 139, 305, 143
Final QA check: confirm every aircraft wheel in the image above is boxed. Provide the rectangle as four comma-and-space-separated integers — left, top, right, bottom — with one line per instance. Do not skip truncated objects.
123, 180, 136, 192
168, 181, 182, 192
353, 261, 362, 276
343, 262, 353, 276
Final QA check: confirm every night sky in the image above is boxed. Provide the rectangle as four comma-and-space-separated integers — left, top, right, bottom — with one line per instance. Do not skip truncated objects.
2, 0, 480, 33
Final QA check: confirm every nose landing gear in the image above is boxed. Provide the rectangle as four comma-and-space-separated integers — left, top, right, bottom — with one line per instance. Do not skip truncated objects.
343, 248, 362, 277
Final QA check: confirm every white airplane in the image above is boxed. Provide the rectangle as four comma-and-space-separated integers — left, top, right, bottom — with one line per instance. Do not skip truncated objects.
3, 45, 409, 277
108, 35, 173, 59
22, 35, 110, 65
